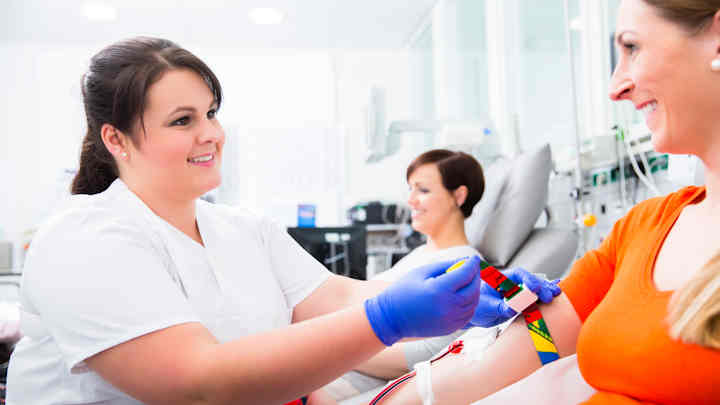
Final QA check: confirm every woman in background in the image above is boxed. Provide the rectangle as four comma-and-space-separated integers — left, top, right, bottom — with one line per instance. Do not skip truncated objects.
376, 150, 485, 284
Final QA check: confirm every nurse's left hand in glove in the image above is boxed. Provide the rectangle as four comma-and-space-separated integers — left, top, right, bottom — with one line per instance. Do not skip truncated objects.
468, 267, 562, 328
364, 255, 481, 346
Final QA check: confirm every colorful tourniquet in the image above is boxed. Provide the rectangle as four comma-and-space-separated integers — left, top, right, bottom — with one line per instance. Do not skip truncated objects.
477, 259, 560, 365
523, 302, 561, 364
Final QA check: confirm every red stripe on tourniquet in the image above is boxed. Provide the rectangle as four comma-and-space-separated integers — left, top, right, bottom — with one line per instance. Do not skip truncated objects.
479, 267, 504, 289
523, 303, 543, 323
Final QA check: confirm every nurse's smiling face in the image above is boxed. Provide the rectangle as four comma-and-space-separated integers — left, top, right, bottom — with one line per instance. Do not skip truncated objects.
121, 68, 225, 201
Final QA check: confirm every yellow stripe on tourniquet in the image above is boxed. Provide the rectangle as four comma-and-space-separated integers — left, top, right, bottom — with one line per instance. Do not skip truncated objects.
529, 329, 558, 353
445, 259, 467, 273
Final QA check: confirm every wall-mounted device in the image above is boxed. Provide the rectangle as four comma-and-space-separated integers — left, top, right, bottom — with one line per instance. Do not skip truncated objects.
0, 242, 11, 271
366, 86, 389, 163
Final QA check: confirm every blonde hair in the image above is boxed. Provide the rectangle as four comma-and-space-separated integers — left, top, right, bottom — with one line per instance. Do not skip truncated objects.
667, 251, 720, 349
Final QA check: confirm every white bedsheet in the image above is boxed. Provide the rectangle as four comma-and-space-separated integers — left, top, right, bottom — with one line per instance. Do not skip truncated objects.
471, 354, 595, 404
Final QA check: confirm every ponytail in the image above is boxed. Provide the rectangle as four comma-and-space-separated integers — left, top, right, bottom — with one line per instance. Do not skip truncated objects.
667, 250, 720, 349
70, 127, 118, 195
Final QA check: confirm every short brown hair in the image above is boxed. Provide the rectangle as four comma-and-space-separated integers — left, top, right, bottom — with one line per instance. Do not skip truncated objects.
406, 149, 485, 218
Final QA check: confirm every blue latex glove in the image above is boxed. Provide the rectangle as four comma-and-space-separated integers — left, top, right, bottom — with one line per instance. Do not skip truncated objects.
365, 256, 482, 346
468, 267, 562, 328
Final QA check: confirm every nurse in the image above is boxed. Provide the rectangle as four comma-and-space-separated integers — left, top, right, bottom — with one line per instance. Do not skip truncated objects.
6, 37, 558, 405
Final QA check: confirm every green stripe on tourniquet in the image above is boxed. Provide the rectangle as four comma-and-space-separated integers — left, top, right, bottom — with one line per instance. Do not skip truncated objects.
498, 279, 520, 296
527, 322, 553, 343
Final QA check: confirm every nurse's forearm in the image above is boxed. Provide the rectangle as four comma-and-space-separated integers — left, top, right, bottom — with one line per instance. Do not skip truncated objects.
195, 304, 388, 404
354, 344, 410, 379
86, 305, 387, 405
291, 275, 389, 323
342, 279, 391, 307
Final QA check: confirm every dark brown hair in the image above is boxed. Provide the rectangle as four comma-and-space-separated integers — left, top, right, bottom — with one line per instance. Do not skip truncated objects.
406, 149, 485, 218
71, 37, 222, 195
642, 0, 720, 34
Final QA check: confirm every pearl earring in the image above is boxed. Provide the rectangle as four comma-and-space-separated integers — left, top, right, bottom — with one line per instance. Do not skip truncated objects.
712, 58, 720, 72
121, 152, 128, 158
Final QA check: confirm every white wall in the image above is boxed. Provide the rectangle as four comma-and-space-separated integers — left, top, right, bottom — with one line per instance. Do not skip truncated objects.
0, 43, 92, 246
0, 38, 428, 256
334, 50, 419, 210
194, 48, 342, 226
0, 42, 344, 250
516, 49, 578, 153
2, 0, 664, 262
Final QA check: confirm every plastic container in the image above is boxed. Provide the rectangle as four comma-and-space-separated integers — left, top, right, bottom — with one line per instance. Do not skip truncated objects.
297, 204, 316, 228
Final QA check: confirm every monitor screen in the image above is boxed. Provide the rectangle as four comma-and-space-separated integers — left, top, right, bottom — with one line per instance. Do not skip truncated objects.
287, 226, 367, 280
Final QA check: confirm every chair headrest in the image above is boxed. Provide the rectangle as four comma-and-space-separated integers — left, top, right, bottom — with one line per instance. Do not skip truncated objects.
470, 144, 552, 267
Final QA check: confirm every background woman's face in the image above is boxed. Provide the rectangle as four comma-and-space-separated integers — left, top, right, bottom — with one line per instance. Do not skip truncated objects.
407, 163, 460, 237
124, 69, 225, 200
609, 0, 720, 158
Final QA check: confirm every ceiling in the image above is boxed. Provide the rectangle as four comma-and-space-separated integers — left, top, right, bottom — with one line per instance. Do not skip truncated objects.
1, 0, 438, 49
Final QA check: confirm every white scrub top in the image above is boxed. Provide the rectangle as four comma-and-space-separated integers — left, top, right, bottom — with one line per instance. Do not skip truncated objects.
7, 179, 331, 405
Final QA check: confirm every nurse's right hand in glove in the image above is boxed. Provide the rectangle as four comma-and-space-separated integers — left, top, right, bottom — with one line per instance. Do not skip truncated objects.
364, 255, 481, 346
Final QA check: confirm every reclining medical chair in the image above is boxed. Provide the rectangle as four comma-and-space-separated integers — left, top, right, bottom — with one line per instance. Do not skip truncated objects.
465, 143, 579, 279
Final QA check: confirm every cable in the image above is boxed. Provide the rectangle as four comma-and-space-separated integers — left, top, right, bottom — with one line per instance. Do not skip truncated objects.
623, 134, 660, 197
629, 132, 658, 190
632, 177, 640, 204
638, 147, 657, 188
613, 126, 628, 210
368, 341, 464, 405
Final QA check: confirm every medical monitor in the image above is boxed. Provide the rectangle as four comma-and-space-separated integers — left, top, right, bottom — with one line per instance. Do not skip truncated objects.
287, 226, 367, 280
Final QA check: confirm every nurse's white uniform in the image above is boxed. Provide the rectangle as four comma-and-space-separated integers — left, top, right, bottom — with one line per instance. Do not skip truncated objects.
7, 179, 331, 405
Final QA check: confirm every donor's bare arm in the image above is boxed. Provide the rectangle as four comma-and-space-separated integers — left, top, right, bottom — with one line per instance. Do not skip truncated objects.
380, 293, 582, 404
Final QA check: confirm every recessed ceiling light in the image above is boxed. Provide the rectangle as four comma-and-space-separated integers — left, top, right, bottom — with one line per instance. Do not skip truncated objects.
249, 8, 284, 25
570, 17, 583, 31
82, 1, 117, 22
